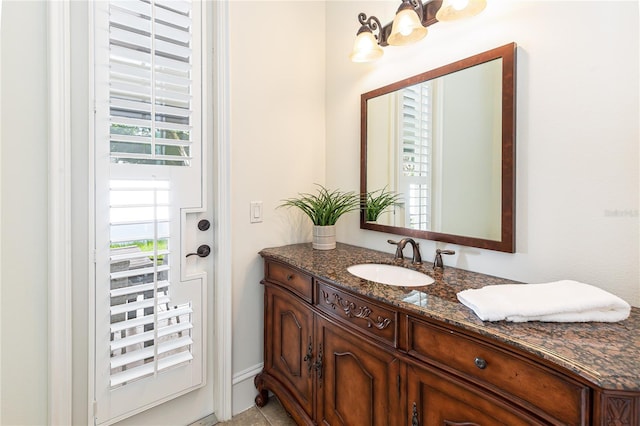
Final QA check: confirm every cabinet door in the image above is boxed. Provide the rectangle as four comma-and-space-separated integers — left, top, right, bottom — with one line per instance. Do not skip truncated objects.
316, 316, 402, 426
264, 284, 315, 417
406, 363, 541, 426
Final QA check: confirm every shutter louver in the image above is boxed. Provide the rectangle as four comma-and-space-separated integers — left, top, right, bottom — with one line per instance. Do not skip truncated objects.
401, 84, 432, 230
109, 179, 193, 388
109, 0, 193, 166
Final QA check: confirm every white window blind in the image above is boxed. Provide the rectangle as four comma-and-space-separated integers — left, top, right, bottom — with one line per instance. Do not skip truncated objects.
109, 0, 193, 166
109, 179, 193, 388
400, 83, 433, 230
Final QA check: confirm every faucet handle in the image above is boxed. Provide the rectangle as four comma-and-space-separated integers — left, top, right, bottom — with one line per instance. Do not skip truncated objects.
433, 249, 455, 269
387, 239, 404, 260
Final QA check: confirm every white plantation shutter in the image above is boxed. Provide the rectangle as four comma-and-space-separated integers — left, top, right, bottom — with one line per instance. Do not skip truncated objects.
400, 83, 433, 230
109, 0, 193, 165
108, 180, 194, 388
93, 1, 205, 423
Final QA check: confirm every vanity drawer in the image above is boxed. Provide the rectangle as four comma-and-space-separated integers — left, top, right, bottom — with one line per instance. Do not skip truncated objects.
408, 318, 589, 425
316, 281, 397, 347
265, 260, 313, 303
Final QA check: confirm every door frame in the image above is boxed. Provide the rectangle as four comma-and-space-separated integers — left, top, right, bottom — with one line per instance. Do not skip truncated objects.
47, 1, 73, 424
47, 1, 233, 423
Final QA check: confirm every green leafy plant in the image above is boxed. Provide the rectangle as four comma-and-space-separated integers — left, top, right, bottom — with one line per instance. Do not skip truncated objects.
363, 187, 403, 222
280, 184, 360, 226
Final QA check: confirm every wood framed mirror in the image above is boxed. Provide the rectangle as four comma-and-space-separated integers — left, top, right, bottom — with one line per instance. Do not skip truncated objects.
360, 43, 516, 252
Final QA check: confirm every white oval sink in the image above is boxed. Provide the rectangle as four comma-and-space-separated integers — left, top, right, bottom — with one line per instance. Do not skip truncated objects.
347, 264, 435, 287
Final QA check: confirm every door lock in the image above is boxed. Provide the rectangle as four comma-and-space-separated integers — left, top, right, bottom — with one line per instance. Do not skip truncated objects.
197, 219, 211, 231
186, 244, 211, 258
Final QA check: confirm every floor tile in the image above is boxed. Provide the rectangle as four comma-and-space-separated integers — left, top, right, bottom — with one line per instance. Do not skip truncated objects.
257, 398, 297, 426
218, 407, 269, 426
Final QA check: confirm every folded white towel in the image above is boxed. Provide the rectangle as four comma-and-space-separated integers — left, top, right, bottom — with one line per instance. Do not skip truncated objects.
457, 280, 631, 323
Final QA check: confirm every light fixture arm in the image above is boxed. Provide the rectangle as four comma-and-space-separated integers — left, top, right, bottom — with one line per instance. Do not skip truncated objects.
404, 0, 426, 26
356, 13, 383, 39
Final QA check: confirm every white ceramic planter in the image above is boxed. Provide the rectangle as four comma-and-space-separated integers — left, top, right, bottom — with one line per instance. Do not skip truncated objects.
312, 225, 336, 250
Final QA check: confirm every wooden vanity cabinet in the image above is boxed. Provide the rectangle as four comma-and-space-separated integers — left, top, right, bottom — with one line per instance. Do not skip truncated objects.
256, 258, 637, 425
406, 317, 590, 425
316, 315, 403, 426
257, 262, 403, 425
406, 362, 541, 425
260, 282, 315, 422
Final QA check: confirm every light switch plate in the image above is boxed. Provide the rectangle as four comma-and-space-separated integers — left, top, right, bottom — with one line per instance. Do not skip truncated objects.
250, 201, 263, 223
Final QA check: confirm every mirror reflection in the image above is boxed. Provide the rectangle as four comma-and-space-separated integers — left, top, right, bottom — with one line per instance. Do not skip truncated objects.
361, 43, 516, 252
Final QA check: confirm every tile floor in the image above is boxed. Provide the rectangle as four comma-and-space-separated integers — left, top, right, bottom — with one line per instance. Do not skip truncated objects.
218, 397, 297, 426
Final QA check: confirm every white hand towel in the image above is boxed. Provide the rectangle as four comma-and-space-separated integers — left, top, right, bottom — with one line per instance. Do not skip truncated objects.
456, 280, 631, 323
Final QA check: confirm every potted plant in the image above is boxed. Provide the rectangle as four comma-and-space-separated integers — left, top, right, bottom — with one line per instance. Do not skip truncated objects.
363, 187, 403, 222
280, 184, 360, 250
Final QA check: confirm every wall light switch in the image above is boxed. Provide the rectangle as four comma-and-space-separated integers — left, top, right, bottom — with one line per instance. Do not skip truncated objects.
250, 201, 263, 223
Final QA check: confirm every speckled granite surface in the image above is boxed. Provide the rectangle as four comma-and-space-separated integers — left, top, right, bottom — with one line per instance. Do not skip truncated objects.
259, 243, 640, 391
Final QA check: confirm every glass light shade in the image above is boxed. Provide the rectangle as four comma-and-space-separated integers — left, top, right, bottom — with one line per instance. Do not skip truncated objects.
436, 0, 487, 21
387, 8, 428, 46
350, 31, 384, 63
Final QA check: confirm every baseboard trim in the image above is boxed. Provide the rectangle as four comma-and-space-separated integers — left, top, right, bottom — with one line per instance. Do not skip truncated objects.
187, 412, 218, 426
231, 363, 264, 416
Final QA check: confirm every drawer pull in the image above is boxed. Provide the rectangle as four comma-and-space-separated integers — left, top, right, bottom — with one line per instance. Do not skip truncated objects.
474, 357, 488, 369
286, 274, 294, 281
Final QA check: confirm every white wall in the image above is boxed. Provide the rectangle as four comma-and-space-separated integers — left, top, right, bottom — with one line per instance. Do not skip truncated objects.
0, 1, 49, 424
228, 0, 326, 414
327, 1, 639, 306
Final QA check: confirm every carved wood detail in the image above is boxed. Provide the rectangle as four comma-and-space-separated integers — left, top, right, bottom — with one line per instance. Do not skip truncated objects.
321, 289, 392, 330
605, 396, 633, 426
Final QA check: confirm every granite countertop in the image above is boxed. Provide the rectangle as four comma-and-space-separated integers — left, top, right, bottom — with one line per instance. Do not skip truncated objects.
259, 242, 640, 391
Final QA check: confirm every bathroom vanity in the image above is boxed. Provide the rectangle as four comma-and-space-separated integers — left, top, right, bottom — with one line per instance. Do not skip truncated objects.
255, 243, 639, 425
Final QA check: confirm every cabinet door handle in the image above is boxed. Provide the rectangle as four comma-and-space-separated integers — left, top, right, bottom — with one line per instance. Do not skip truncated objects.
411, 402, 419, 426
313, 343, 323, 383
474, 357, 488, 369
303, 337, 313, 371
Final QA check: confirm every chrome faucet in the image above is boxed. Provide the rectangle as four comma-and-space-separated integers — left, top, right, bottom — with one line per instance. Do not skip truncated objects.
433, 249, 455, 269
387, 238, 422, 265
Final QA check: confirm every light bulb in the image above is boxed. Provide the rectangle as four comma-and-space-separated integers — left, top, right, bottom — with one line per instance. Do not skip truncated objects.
436, 0, 487, 21
451, 0, 470, 11
387, 8, 427, 46
350, 31, 383, 63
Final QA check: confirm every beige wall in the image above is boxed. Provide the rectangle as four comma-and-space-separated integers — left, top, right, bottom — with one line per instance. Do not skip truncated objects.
326, 1, 639, 306
0, 1, 49, 424
228, 0, 326, 413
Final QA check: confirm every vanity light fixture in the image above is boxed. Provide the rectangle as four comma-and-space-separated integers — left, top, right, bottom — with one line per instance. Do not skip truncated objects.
350, 0, 487, 62
387, 0, 429, 46
350, 13, 385, 62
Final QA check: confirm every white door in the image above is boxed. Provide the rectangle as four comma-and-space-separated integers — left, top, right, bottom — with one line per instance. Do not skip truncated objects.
92, 1, 212, 424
